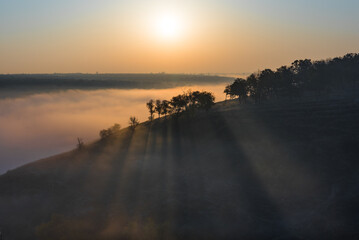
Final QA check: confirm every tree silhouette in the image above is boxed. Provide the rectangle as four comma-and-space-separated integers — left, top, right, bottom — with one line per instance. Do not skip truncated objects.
148, 90, 216, 117
224, 53, 359, 104
186, 90, 197, 109
161, 100, 171, 118
77, 138, 84, 150
99, 129, 110, 139
129, 116, 139, 130
224, 85, 231, 100
112, 123, 121, 132
224, 78, 248, 103
275, 66, 295, 98
99, 123, 121, 140
146, 99, 155, 121
196, 91, 215, 110
155, 99, 162, 118
257, 69, 276, 102
170, 94, 188, 114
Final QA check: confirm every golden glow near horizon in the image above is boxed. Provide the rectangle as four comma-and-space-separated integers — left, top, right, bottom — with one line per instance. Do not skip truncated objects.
0, 0, 359, 74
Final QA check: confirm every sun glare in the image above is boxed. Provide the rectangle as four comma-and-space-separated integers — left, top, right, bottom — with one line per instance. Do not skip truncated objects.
155, 13, 183, 40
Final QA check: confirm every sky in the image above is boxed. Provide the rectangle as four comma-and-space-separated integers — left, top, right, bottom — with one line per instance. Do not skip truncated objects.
1, 0, 359, 74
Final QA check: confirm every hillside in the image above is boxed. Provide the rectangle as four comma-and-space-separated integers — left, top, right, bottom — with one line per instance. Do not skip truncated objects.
1, 97, 359, 239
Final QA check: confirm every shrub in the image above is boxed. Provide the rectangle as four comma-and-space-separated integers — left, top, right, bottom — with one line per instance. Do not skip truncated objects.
99, 123, 121, 140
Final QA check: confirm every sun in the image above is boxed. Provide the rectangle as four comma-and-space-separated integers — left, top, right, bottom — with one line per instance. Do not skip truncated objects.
155, 13, 183, 40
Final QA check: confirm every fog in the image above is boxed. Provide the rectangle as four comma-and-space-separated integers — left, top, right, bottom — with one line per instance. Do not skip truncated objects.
0, 84, 227, 174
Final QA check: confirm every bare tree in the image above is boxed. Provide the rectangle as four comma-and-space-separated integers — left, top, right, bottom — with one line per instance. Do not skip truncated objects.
129, 116, 140, 130
77, 137, 84, 150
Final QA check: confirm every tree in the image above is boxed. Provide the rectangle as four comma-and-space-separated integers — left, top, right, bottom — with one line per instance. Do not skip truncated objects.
99, 129, 111, 139
224, 84, 233, 100
77, 138, 84, 150
224, 78, 248, 103
291, 59, 312, 74
99, 123, 121, 140
291, 59, 313, 90
155, 99, 162, 118
196, 91, 215, 110
111, 123, 121, 133
186, 90, 197, 109
146, 99, 155, 121
246, 73, 259, 102
257, 69, 276, 102
170, 94, 188, 114
225, 53, 359, 104
161, 100, 170, 118
275, 66, 295, 98
129, 116, 140, 130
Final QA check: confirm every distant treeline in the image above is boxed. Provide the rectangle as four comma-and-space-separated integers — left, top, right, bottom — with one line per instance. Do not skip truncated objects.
0, 73, 231, 90
225, 53, 359, 103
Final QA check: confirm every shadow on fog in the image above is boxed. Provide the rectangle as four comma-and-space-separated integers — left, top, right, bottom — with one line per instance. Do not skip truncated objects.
84, 112, 292, 238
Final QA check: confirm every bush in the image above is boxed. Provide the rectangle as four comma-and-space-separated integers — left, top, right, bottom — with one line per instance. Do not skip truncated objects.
99, 123, 121, 140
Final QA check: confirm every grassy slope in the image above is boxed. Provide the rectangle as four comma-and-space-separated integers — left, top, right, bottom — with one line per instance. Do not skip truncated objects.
1, 98, 359, 239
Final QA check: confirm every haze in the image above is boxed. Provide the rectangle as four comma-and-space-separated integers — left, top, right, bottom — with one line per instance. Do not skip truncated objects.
1, 0, 359, 74
0, 84, 227, 174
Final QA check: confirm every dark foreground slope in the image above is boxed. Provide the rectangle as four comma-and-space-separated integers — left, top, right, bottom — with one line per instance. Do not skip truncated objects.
1, 98, 359, 239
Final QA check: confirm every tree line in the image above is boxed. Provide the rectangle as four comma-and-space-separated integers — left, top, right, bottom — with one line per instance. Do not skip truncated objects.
224, 53, 359, 103
146, 90, 215, 120
77, 53, 358, 147
93, 90, 215, 143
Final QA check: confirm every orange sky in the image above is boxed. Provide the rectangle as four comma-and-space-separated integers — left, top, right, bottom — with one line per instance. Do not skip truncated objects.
1, 0, 359, 74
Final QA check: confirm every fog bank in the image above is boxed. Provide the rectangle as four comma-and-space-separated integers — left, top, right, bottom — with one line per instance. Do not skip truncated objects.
0, 84, 226, 173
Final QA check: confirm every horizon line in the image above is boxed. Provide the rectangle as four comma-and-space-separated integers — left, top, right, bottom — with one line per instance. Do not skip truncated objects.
0, 72, 250, 76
